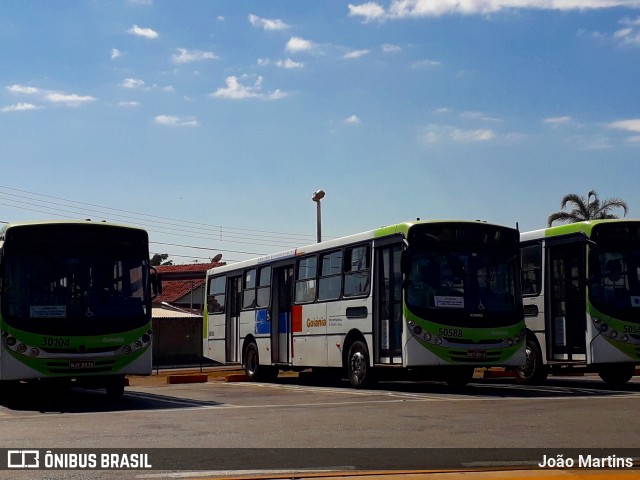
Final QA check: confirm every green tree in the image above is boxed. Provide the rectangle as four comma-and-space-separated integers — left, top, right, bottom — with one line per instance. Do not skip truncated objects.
547, 190, 628, 227
150, 253, 173, 266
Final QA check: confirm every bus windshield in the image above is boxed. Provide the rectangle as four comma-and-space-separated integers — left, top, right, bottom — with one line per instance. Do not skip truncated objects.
589, 247, 640, 323
0, 225, 150, 335
405, 223, 521, 327
588, 222, 640, 323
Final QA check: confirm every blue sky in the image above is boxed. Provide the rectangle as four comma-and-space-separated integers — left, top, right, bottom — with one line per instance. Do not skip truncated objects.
2, 0, 640, 264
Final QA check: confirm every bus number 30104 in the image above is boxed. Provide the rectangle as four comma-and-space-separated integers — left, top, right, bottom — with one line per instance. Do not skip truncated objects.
438, 328, 463, 338
41, 337, 71, 348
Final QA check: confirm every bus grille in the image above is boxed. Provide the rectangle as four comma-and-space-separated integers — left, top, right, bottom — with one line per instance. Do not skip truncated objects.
446, 338, 502, 345
40, 346, 120, 354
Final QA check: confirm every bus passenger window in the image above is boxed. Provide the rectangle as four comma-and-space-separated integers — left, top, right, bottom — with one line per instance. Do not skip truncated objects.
207, 276, 226, 313
256, 266, 271, 308
295, 256, 317, 303
521, 244, 542, 295
343, 245, 370, 297
243, 269, 257, 309
318, 250, 342, 301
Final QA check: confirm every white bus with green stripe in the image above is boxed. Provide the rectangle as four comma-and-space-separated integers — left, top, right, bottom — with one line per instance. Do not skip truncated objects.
0, 221, 156, 399
518, 220, 640, 386
204, 220, 525, 388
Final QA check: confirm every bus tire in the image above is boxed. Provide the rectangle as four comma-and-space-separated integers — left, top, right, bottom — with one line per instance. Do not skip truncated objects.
598, 363, 635, 386
243, 342, 278, 382
244, 342, 260, 381
514, 338, 547, 385
346, 340, 372, 388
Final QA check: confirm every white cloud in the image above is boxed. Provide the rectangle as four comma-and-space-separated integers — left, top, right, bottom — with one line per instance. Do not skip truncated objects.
45, 92, 96, 106
345, 114, 361, 124
111, 48, 122, 60
544, 116, 573, 127
349, 1, 640, 21
285, 36, 314, 53
6, 83, 95, 107
422, 124, 496, 144
608, 118, 640, 132
127, 24, 158, 39
172, 48, 218, 64
121, 78, 145, 89
613, 17, 640, 46
6, 84, 39, 95
460, 111, 502, 122
248, 14, 290, 31
348, 2, 386, 22
276, 58, 304, 69
412, 59, 442, 68
343, 49, 370, 59
258, 58, 305, 68
382, 43, 402, 53
1, 103, 40, 112
154, 115, 199, 127
210, 76, 288, 100
118, 101, 139, 107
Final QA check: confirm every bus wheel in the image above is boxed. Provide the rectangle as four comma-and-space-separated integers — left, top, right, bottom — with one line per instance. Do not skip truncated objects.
514, 338, 547, 385
598, 363, 635, 386
105, 376, 125, 401
244, 342, 260, 381
347, 340, 372, 388
445, 366, 474, 388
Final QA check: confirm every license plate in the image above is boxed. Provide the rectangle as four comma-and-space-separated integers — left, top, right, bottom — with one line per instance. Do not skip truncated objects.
467, 350, 486, 358
70, 361, 95, 369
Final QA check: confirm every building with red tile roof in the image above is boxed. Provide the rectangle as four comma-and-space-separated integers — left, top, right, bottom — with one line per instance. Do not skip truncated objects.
153, 261, 225, 313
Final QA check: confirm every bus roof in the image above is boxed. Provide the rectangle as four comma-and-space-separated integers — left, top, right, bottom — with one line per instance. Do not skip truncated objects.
520, 219, 640, 242
206, 219, 515, 276
0, 219, 147, 236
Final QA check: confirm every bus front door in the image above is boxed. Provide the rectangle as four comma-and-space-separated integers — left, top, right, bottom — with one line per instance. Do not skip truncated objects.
546, 240, 587, 362
375, 244, 403, 364
271, 266, 294, 364
226, 276, 242, 363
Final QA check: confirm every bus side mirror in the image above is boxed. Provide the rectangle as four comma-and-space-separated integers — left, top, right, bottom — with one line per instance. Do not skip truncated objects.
150, 267, 162, 296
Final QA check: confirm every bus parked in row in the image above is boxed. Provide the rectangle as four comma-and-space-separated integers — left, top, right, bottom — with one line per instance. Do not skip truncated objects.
204, 220, 525, 388
0, 221, 157, 399
518, 220, 640, 386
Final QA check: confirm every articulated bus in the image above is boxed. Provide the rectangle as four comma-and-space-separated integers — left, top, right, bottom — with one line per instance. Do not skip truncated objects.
204, 220, 525, 388
0, 221, 157, 399
518, 220, 640, 386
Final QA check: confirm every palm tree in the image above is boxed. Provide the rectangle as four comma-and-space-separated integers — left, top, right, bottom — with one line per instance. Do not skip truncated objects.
547, 190, 628, 227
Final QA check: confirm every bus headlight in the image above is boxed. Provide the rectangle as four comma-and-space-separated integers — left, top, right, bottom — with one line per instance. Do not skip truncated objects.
621, 334, 629, 342
122, 345, 132, 354
599, 323, 609, 333
423, 332, 432, 342
413, 325, 422, 335
133, 341, 142, 350
16, 343, 27, 354
434, 337, 443, 346
609, 330, 618, 339
29, 348, 40, 357
5, 336, 16, 347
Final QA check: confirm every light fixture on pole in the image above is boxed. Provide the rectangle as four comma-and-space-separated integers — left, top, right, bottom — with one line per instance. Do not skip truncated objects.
312, 189, 325, 243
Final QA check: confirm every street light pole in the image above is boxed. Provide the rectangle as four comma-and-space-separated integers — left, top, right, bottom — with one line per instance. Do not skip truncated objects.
312, 189, 325, 243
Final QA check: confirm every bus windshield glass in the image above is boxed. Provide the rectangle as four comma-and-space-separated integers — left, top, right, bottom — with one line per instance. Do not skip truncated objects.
405, 223, 521, 326
0, 224, 150, 335
589, 223, 640, 323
